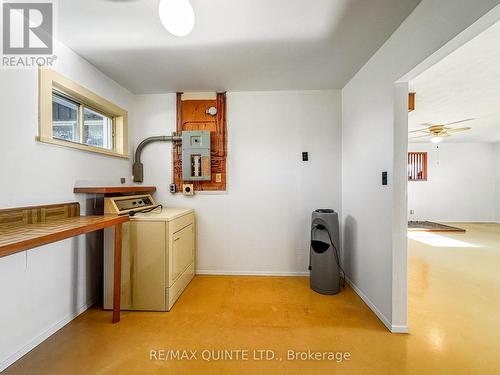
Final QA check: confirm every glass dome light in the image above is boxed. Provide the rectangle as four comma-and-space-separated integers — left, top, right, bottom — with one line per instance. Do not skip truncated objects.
431, 136, 443, 144
159, 0, 195, 37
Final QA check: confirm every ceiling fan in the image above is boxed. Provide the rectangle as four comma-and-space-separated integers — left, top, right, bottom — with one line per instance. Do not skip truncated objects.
408, 119, 474, 143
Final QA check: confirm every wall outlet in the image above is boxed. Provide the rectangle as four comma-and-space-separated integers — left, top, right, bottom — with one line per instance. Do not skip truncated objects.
169, 184, 176, 194
215, 173, 222, 183
409, 209, 415, 215
182, 183, 194, 196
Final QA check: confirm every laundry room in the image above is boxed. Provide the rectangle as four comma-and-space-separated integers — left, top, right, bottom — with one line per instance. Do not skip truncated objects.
2, 1, 500, 374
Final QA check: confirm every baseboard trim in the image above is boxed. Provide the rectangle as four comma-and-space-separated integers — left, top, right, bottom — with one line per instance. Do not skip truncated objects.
0, 299, 96, 372
346, 277, 408, 334
427, 221, 498, 224
390, 325, 410, 334
196, 270, 309, 277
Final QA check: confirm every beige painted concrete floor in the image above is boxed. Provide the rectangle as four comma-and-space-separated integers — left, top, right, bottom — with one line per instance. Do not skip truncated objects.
4, 223, 500, 374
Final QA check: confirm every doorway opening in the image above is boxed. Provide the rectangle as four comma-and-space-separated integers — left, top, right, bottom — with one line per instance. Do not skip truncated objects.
401, 19, 500, 352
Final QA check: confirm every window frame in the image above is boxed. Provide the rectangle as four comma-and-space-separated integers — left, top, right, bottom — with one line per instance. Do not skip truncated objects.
52, 90, 116, 150
408, 152, 428, 181
52, 91, 81, 144
81, 105, 115, 150
38, 68, 128, 158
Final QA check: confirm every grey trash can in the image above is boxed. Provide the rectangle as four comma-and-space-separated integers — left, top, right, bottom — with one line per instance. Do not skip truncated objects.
309, 209, 342, 295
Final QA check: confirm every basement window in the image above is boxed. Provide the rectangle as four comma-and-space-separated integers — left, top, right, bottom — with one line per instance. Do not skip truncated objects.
52, 92, 114, 150
39, 68, 128, 158
408, 152, 427, 181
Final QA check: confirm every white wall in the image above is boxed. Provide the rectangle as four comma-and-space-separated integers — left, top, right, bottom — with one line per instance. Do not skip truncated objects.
342, 0, 500, 332
133, 90, 341, 275
494, 142, 500, 222
408, 143, 495, 222
0, 41, 135, 371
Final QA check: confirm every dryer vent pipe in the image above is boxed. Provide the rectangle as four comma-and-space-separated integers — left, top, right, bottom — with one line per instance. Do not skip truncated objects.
133, 135, 181, 182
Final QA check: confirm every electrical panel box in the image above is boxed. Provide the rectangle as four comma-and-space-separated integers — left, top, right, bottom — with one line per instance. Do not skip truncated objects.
182, 131, 211, 181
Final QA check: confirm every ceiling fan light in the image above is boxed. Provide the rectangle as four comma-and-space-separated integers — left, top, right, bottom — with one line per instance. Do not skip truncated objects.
159, 0, 195, 37
431, 136, 443, 144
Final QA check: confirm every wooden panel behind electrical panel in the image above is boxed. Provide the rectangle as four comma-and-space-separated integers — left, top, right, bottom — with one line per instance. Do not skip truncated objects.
173, 93, 227, 191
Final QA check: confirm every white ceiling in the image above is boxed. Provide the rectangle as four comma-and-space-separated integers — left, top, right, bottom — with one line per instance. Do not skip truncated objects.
58, 0, 420, 94
409, 21, 500, 144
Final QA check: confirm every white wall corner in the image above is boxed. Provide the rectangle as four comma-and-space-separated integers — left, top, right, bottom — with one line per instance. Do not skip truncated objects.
0, 299, 96, 373
346, 278, 408, 333
392, 83, 409, 331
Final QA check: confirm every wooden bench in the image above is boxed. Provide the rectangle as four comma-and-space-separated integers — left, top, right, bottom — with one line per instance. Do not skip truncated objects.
0, 202, 129, 323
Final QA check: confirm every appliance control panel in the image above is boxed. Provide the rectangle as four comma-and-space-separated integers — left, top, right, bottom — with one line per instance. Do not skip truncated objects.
104, 194, 157, 215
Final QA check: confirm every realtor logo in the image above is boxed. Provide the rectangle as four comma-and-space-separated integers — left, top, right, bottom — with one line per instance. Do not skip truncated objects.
2, 1, 53, 55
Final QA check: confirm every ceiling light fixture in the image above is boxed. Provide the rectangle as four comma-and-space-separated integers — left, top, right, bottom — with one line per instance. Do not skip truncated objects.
158, 0, 195, 37
431, 136, 443, 144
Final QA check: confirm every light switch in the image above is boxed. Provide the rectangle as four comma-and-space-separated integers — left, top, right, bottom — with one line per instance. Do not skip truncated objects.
382, 171, 388, 185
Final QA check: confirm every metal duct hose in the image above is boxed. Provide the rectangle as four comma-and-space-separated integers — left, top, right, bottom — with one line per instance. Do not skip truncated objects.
133, 135, 181, 182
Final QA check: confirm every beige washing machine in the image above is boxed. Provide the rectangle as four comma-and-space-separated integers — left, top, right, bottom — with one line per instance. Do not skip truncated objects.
103, 194, 195, 311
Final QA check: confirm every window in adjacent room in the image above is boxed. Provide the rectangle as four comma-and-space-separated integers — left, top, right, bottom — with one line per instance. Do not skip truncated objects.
408, 152, 427, 181
39, 68, 128, 158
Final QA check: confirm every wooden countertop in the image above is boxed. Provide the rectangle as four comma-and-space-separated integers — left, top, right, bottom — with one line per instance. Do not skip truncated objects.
0, 215, 129, 258
74, 186, 156, 194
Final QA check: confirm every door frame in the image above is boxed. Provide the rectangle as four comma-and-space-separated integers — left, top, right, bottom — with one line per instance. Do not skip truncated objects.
392, 6, 500, 331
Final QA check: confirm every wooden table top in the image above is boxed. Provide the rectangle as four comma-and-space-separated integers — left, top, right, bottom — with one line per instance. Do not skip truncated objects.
0, 215, 129, 258
73, 186, 156, 194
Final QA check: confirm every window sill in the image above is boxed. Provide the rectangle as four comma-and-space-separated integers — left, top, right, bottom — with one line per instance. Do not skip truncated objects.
37, 137, 129, 159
